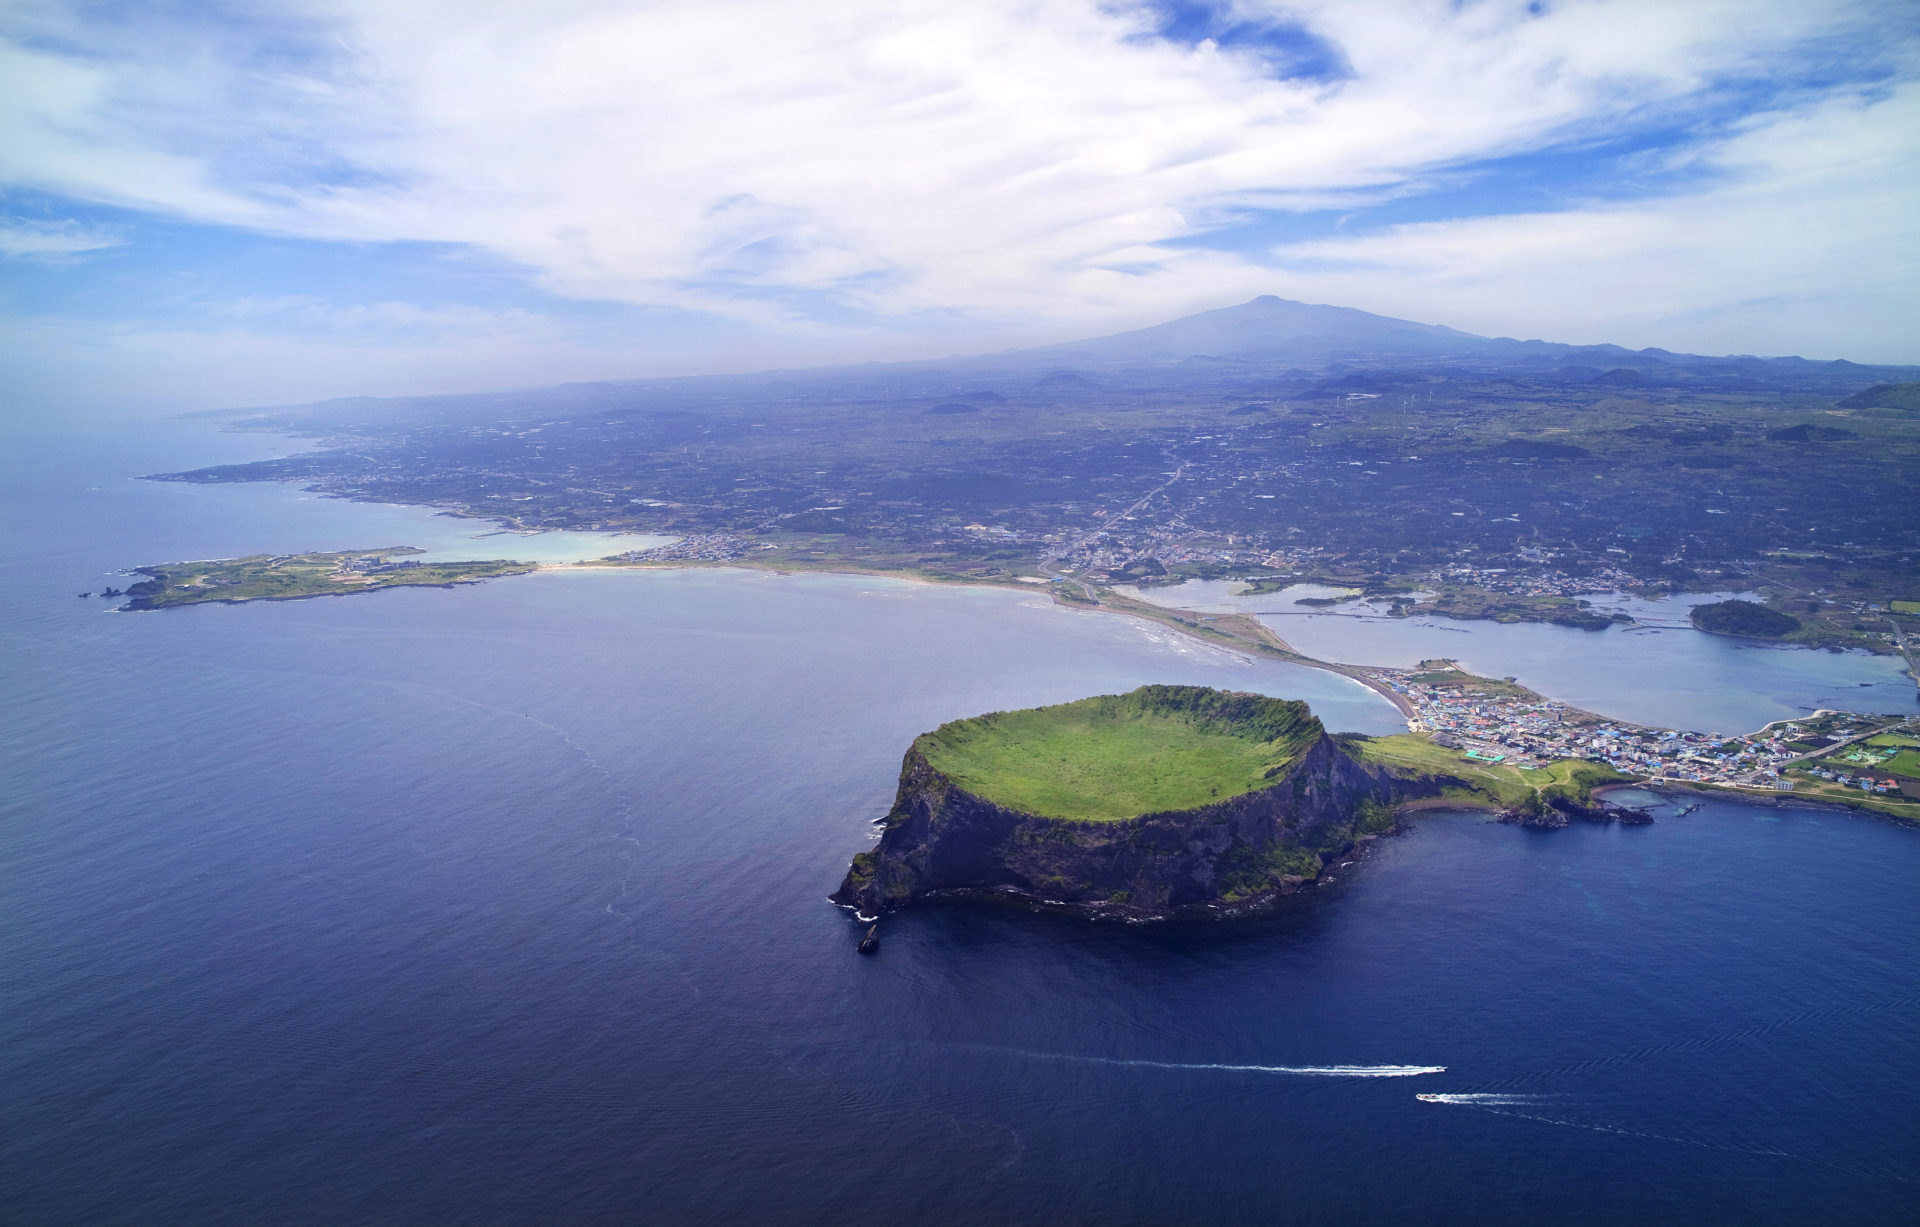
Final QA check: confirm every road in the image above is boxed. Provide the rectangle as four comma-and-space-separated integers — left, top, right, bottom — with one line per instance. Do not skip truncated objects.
1729, 715, 1916, 787
1038, 459, 1188, 595
1885, 615, 1920, 698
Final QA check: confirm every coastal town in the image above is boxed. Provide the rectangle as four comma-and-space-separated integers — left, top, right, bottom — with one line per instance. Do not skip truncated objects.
608, 533, 764, 564
1366, 659, 1919, 807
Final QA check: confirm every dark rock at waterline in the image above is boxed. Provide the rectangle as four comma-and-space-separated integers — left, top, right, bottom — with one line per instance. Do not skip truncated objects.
1500, 803, 1569, 829
833, 725, 1433, 920
1500, 795, 1654, 828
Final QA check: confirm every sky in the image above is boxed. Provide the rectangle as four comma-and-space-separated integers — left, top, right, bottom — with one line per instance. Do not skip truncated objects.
3, 0, 1918, 416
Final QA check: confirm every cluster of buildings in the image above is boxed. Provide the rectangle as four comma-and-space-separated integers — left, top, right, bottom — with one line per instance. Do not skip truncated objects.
1046, 518, 1666, 599
340, 555, 423, 574
1048, 528, 1326, 580
1422, 563, 1639, 599
1376, 666, 1913, 794
609, 535, 763, 563
1800, 739, 1918, 796
1803, 766, 1908, 794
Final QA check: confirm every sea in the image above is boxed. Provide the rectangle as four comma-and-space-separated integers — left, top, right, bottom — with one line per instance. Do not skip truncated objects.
3, 416, 1916, 1224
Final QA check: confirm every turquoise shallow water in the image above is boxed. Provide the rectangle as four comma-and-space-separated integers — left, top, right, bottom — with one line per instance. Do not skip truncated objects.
3, 420, 1917, 1224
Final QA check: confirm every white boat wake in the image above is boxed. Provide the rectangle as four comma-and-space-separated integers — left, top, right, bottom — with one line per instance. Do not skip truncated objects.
994, 1049, 1444, 1077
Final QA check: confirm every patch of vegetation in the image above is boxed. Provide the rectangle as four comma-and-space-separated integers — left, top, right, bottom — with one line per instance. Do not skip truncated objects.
917, 685, 1321, 822
1535, 760, 1630, 805
121, 549, 534, 610
1775, 772, 1920, 823
1836, 381, 1920, 412
1768, 423, 1857, 443
777, 511, 852, 533
1348, 733, 1624, 808
1353, 796, 1398, 834
1414, 586, 1620, 631
1690, 598, 1801, 638
1348, 733, 1528, 806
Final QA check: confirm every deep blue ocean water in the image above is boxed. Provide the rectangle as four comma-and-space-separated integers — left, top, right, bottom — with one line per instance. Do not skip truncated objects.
3, 420, 1917, 1224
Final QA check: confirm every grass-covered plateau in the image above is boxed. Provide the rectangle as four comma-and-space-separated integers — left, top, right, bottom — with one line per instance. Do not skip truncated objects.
916, 685, 1321, 822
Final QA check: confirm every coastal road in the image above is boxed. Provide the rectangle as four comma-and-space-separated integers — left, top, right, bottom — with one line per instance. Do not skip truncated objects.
1730, 715, 1918, 787
1884, 615, 1920, 699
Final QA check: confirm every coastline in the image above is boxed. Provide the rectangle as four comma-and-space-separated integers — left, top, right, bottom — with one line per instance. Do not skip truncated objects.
580, 561, 1919, 831
559, 556, 1426, 721
108, 531, 1912, 828
1597, 780, 1920, 826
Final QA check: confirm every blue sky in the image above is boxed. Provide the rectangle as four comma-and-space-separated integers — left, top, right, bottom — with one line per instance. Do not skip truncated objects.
3, 0, 1917, 415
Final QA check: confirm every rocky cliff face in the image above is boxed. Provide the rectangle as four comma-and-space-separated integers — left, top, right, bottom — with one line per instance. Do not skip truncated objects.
1499, 794, 1655, 828
832, 732, 1426, 919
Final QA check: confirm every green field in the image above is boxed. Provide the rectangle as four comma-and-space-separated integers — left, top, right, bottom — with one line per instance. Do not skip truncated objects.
123, 549, 535, 609
1886, 752, 1920, 777
917, 686, 1320, 822
1349, 734, 1625, 807
1778, 772, 1920, 822
1863, 735, 1920, 779
1816, 734, 1920, 778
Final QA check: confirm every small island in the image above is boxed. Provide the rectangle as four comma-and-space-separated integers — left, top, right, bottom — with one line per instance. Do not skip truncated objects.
832, 685, 1634, 920
115, 548, 535, 610
1689, 598, 1801, 638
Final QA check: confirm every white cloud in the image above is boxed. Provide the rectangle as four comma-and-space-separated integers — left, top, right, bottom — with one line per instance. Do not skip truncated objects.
1, 0, 1916, 364
0, 216, 122, 257
1262, 81, 1920, 359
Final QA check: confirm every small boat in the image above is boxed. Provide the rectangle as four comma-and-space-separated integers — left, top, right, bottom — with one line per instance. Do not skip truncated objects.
857, 925, 879, 955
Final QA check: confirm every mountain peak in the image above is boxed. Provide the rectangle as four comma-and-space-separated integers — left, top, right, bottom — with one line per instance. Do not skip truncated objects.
1030, 295, 1488, 366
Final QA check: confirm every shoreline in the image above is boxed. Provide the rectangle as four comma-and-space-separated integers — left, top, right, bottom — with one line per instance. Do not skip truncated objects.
1596, 780, 1919, 826
554, 556, 1426, 721
568, 561, 1920, 831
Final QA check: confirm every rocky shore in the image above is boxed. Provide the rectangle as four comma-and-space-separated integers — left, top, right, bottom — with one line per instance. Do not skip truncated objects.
832, 723, 1449, 920
1496, 792, 1656, 829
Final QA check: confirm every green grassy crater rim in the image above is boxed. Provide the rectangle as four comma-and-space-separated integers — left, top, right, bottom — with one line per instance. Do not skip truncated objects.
915, 684, 1323, 822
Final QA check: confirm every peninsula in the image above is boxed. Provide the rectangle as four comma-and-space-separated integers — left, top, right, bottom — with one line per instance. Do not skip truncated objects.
113, 548, 534, 610
831, 685, 1630, 919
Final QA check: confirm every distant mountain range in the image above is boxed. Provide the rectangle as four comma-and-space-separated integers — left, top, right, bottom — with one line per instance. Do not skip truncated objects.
1029, 295, 1500, 366
195, 295, 1919, 428
1021, 295, 1902, 377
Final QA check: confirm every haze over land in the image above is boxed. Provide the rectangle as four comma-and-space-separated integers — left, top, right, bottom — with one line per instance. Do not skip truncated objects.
155, 295, 1920, 669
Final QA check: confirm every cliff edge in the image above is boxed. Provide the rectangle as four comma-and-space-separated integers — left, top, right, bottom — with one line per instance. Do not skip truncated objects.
831, 686, 1436, 919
